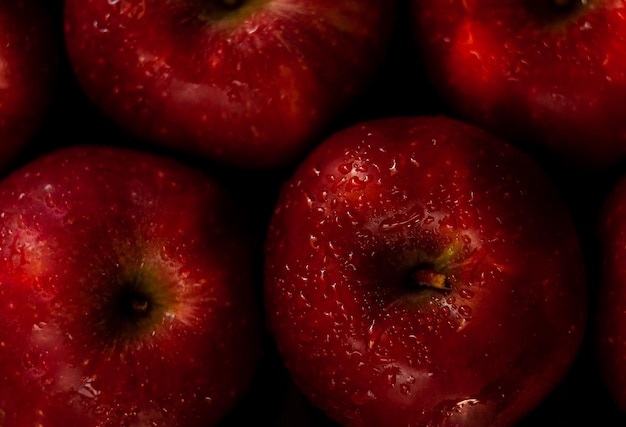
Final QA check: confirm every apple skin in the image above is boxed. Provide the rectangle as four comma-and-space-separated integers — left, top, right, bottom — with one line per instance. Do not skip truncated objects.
264, 115, 588, 427
0, 0, 59, 172
410, 0, 626, 171
0, 145, 262, 426
62, 0, 396, 170
597, 174, 626, 413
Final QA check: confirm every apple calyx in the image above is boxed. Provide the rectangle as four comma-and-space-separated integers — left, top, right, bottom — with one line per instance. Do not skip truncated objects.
99, 266, 176, 348
527, 0, 592, 27
117, 286, 153, 320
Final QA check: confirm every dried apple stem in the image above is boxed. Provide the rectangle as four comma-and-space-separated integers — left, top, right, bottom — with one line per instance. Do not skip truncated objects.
411, 268, 449, 290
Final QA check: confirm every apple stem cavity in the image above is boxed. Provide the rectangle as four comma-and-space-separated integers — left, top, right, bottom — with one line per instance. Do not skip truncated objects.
220, 0, 244, 10
118, 287, 154, 320
552, 0, 587, 11
130, 294, 151, 316
200, 0, 270, 22
526, 0, 590, 25
97, 275, 172, 350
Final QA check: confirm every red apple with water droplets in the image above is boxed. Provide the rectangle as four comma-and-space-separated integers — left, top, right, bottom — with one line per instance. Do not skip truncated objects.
264, 115, 587, 427
410, 0, 626, 171
0, 145, 262, 426
62, 0, 396, 170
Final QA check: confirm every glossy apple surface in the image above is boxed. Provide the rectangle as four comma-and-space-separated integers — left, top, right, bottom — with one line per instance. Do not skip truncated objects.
0, 0, 59, 172
264, 115, 588, 427
410, 0, 626, 171
0, 145, 262, 426
62, 0, 396, 170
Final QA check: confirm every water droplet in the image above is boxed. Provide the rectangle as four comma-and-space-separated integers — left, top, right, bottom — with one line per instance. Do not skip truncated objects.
453, 398, 480, 412
160, 246, 171, 261
78, 377, 100, 398
23, 352, 35, 368
458, 305, 472, 318
350, 389, 376, 404
346, 176, 367, 192
63, 214, 76, 226
42, 374, 54, 387
50, 298, 62, 310
337, 162, 353, 174
400, 384, 411, 396
383, 367, 398, 386
245, 23, 259, 35
378, 207, 424, 232
458, 288, 474, 299
296, 291, 312, 310
367, 320, 382, 349
45, 194, 56, 208
92, 20, 110, 33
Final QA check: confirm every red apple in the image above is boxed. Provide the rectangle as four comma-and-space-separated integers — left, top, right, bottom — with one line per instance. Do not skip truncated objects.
596, 174, 626, 414
0, 0, 59, 172
264, 115, 588, 427
410, 0, 626, 171
0, 145, 262, 426
62, 0, 396, 170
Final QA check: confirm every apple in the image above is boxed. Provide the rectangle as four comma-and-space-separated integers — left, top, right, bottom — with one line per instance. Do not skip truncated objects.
596, 173, 626, 414
263, 115, 588, 427
0, 145, 263, 426
0, 0, 60, 172
410, 0, 626, 171
62, 0, 396, 170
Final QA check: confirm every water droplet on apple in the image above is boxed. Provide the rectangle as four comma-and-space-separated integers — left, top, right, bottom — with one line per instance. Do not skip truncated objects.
367, 319, 388, 350
458, 305, 472, 318
296, 291, 312, 310
160, 246, 171, 261
346, 175, 367, 192
50, 298, 62, 310
63, 214, 76, 226
452, 397, 481, 413
338, 162, 353, 175
41, 373, 54, 387
326, 240, 342, 260
77, 377, 101, 398
400, 383, 412, 396
350, 389, 377, 404
92, 20, 110, 33
309, 234, 320, 250
382, 366, 399, 386
458, 288, 474, 299
245, 23, 259, 35
22, 352, 35, 368
378, 206, 425, 232
45, 193, 56, 208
